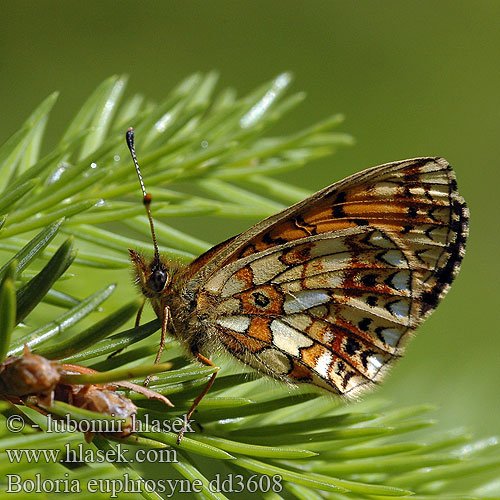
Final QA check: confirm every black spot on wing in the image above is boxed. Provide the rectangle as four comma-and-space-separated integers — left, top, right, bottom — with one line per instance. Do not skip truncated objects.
358, 317, 372, 332
342, 371, 355, 390
361, 274, 378, 288
407, 206, 418, 218
333, 204, 347, 218
375, 326, 386, 344
262, 231, 288, 246
360, 349, 377, 370
331, 191, 347, 218
253, 292, 270, 308
351, 218, 370, 226
344, 337, 361, 356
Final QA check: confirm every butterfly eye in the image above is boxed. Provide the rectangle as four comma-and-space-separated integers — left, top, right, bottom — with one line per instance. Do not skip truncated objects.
149, 266, 168, 292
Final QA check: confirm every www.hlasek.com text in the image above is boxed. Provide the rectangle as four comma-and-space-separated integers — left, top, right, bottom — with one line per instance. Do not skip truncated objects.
6, 442, 177, 465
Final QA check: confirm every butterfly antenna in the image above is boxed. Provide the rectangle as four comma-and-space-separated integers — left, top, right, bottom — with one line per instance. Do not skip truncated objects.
126, 127, 161, 263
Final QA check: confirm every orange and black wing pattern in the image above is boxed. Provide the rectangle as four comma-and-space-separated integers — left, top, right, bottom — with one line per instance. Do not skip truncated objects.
196, 158, 468, 396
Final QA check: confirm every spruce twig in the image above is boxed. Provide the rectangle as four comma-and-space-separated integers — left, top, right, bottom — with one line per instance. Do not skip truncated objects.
0, 74, 496, 500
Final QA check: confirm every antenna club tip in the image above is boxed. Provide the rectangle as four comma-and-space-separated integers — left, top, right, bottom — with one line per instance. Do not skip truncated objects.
144, 193, 153, 205
126, 127, 135, 150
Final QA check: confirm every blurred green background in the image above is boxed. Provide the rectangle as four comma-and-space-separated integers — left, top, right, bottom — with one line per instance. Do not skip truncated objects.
2, 1, 498, 435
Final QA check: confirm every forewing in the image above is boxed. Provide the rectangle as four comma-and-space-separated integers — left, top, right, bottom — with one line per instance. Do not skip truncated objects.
185, 234, 239, 279
195, 157, 468, 396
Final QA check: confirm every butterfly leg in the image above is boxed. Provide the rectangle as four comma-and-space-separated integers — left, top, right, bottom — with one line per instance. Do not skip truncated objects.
144, 305, 169, 387
135, 299, 145, 327
177, 353, 218, 445
107, 299, 146, 360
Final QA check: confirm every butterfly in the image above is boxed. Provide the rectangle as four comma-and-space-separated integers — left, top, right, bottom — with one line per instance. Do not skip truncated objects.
125, 128, 468, 442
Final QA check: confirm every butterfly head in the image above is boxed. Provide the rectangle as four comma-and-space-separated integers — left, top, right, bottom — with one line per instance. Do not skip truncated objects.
129, 249, 170, 298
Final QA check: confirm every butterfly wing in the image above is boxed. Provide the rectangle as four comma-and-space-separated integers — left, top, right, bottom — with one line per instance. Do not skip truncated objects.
190, 157, 468, 396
